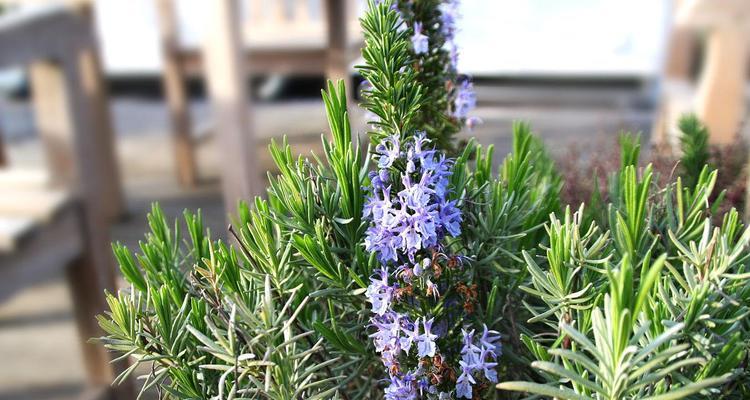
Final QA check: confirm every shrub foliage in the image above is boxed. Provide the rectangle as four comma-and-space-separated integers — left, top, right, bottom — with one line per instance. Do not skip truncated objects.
96, 1, 750, 399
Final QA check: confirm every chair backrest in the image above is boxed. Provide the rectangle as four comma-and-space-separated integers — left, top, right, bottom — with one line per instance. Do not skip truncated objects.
248, 0, 318, 23
0, 3, 123, 221
246, 0, 319, 40
244, 0, 361, 46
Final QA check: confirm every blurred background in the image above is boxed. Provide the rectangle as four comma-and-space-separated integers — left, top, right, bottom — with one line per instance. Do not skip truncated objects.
0, 0, 747, 399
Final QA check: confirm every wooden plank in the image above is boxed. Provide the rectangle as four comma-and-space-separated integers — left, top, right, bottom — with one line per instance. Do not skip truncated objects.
156, 0, 198, 187
0, 168, 50, 189
28, 58, 122, 341
29, 59, 118, 229
66, 249, 118, 390
43, 1, 125, 220
73, 7, 126, 221
695, 26, 748, 144
29, 62, 78, 188
0, 6, 123, 221
0, 122, 6, 167
0, 206, 82, 302
0, 188, 70, 221
180, 47, 330, 77
664, 0, 696, 80
677, 0, 750, 144
0, 5, 91, 69
203, 0, 261, 214
664, 28, 697, 80
324, 0, 349, 84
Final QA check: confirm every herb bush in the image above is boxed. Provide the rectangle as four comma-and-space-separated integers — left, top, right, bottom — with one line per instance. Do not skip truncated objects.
96, 1, 750, 398
559, 115, 748, 223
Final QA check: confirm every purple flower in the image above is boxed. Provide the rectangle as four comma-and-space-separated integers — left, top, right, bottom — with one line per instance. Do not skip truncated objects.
412, 258, 430, 276
411, 132, 436, 164
363, 131, 481, 396
399, 324, 418, 354
369, 169, 390, 192
370, 312, 405, 366
448, 42, 459, 68
366, 268, 396, 316
466, 116, 483, 130
399, 174, 433, 211
461, 329, 480, 364
480, 325, 502, 357
416, 318, 438, 357
363, 134, 462, 263
456, 326, 502, 394
411, 22, 429, 55
456, 362, 476, 398
399, 224, 423, 256
476, 346, 499, 382
454, 78, 476, 119
439, 199, 462, 237
439, 0, 459, 40
363, 186, 392, 221
384, 372, 418, 400
376, 135, 402, 169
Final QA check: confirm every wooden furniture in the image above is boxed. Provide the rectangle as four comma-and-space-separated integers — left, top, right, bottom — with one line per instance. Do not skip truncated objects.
653, 0, 750, 147
679, 0, 749, 144
0, 4, 132, 399
155, 0, 361, 191
0, 123, 6, 166
203, 0, 262, 212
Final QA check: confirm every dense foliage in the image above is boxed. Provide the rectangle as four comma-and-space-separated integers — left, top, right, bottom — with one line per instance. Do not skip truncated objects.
96, 1, 750, 399
500, 135, 750, 398
359, 0, 476, 153
559, 114, 747, 220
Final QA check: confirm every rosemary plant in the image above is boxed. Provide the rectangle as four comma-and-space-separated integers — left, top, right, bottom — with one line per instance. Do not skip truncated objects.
678, 114, 711, 189
499, 136, 750, 399
359, 0, 476, 153
95, 0, 750, 399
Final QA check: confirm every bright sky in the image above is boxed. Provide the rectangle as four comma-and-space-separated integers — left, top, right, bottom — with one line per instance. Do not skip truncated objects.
93, 0, 671, 77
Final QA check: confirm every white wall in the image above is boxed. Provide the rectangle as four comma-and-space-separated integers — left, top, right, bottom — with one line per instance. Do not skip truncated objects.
457, 0, 671, 77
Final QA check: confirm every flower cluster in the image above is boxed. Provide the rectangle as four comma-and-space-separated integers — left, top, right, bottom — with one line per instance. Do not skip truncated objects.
364, 133, 461, 263
433, 0, 477, 124
363, 133, 499, 398
456, 327, 502, 398
401, 0, 479, 127
439, 0, 460, 66
453, 79, 476, 120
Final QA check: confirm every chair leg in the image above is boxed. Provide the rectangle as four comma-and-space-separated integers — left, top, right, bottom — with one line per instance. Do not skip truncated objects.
65, 204, 135, 399
156, 0, 198, 187
0, 123, 7, 167
65, 253, 114, 387
324, 0, 348, 84
66, 252, 136, 400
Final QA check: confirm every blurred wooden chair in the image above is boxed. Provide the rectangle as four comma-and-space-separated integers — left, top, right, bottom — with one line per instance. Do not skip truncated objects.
155, 0, 362, 187
0, 4, 131, 399
653, 0, 750, 148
